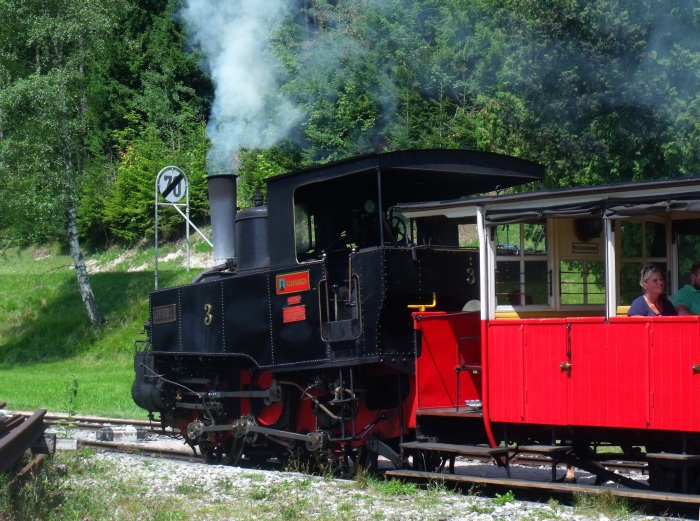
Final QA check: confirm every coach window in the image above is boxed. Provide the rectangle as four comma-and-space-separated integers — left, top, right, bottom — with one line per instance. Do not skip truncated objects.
556, 217, 605, 306
559, 259, 605, 305
618, 220, 668, 305
495, 222, 549, 306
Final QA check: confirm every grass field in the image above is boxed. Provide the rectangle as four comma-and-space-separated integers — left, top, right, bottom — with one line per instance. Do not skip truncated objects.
0, 240, 210, 418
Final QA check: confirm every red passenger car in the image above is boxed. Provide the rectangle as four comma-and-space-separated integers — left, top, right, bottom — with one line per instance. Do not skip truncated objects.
399, 177, 700, 492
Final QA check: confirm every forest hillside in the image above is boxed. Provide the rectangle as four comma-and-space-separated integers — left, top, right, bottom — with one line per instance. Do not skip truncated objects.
1, 0, 699, 324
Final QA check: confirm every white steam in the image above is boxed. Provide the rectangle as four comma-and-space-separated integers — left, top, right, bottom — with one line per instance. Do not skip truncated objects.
180, 0, 299, 172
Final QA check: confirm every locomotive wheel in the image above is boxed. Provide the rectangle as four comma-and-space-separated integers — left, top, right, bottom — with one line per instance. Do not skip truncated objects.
203, 443, 224, 464
339, 446, 377, 479
203, 436, 245, 466
225, 436, 245, 466
250, 370, 287, 428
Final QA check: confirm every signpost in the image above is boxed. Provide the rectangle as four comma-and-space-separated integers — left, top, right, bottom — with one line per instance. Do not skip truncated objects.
154, 166, 212, 289
158, 167, 187, 203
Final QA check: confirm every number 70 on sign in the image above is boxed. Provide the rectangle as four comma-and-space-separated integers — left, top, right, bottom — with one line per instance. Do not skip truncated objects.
157, 166, 188, 203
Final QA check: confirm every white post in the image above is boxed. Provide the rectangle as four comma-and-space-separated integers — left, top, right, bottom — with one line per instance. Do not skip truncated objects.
604, 218, 616, 320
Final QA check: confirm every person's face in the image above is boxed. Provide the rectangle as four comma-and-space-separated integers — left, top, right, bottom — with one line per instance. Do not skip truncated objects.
691, 270, 700, 290
643, 271, 665, 297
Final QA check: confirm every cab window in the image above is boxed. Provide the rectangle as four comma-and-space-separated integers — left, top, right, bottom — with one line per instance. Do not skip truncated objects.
295, 203, 316, 261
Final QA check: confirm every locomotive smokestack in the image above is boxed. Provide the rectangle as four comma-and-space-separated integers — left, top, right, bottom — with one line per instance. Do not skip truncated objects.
207, 174, 238, 266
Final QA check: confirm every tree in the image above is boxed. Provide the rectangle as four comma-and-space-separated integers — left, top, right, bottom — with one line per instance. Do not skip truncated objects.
91, 0, 212, 246
0, 0, 131, 324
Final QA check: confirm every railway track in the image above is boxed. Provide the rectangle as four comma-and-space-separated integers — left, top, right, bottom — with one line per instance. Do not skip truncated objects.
13, 411, 652, 474
9, 412, 652, 473
78, 432, 700, 514
385, 468, 700, 512
7, 410, 699, 513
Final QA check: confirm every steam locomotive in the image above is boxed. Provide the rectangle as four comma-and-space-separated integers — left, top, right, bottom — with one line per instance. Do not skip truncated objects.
133, 148, 700, 493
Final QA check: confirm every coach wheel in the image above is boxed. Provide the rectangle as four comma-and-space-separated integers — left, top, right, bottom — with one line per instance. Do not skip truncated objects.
648, 462, 680, 492
412, 449, 441, 473
647, 457, 700, 494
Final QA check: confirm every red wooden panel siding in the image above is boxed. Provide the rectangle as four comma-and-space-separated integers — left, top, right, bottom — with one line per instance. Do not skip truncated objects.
447, 314, 700, 435
522, 320, 568, 425
571, 319, 649, 429
648, 317, 700, 432
567, 319, 606, 426
487, 321, 525, 422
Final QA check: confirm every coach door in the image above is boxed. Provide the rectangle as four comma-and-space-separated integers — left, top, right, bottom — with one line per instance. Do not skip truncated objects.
486, 319, 569, 425
647, 317, 700, 432
568, 317, 649, 429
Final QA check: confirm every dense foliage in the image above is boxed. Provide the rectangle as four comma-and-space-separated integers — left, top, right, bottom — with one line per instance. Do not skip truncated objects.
1, 0, 699, 249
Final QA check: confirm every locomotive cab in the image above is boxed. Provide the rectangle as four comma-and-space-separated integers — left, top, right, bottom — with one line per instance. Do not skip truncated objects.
257, 150, 545, 366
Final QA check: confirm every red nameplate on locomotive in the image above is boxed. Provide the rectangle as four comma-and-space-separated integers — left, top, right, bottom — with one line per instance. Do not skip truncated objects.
276, 271, 310, 294
283, 305, 306, 323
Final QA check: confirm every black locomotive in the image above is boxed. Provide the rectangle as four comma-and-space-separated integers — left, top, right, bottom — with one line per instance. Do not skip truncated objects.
132, 149, 543, 469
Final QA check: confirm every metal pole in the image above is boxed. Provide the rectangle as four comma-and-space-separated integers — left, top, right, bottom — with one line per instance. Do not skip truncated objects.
155, 180, 159, 290
155, 166, 201, 286
376, 168, 384, 245
186, 185, 190, 272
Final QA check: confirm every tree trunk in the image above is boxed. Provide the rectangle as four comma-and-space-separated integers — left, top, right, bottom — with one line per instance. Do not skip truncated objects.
66, 199, 106, 325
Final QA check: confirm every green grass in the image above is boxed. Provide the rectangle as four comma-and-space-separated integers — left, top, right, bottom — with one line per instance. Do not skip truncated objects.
3, 449, 506, 521
572, 490, 640, 519
0, 241, 206, 418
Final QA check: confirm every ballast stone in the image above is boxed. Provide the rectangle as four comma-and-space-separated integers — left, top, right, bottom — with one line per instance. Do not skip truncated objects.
96, 425, 148, 442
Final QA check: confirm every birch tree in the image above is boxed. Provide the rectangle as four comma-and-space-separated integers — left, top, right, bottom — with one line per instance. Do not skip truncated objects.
0, 0, 128, 324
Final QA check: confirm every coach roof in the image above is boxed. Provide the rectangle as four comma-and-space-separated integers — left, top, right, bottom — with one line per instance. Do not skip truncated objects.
395, 175, 700, 224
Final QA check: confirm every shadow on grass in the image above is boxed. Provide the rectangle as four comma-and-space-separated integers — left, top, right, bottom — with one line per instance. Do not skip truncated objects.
0, 268, 190, 367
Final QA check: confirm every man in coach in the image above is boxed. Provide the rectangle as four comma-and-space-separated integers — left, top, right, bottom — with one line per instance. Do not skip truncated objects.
674, 261, 700, 315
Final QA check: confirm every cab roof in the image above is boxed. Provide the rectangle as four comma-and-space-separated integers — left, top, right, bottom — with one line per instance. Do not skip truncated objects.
266, 149, 545, 205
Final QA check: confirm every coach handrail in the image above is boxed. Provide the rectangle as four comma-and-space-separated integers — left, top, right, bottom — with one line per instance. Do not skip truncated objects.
407, 292, 437, 312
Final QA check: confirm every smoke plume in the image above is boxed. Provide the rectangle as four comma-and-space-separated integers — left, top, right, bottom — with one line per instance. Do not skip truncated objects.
180, 0, 299, 173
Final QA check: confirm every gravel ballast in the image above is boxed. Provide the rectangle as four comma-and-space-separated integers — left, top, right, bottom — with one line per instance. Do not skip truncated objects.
62, 450, 667, 521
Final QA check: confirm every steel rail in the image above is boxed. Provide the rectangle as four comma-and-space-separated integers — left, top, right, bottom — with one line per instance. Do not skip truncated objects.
77, 439, 198, 462
511, 453, 647, 475
12, 411, 160, 428
0, 409, 47, 473
11, 411, 178, 434
385, 468, 700, 508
